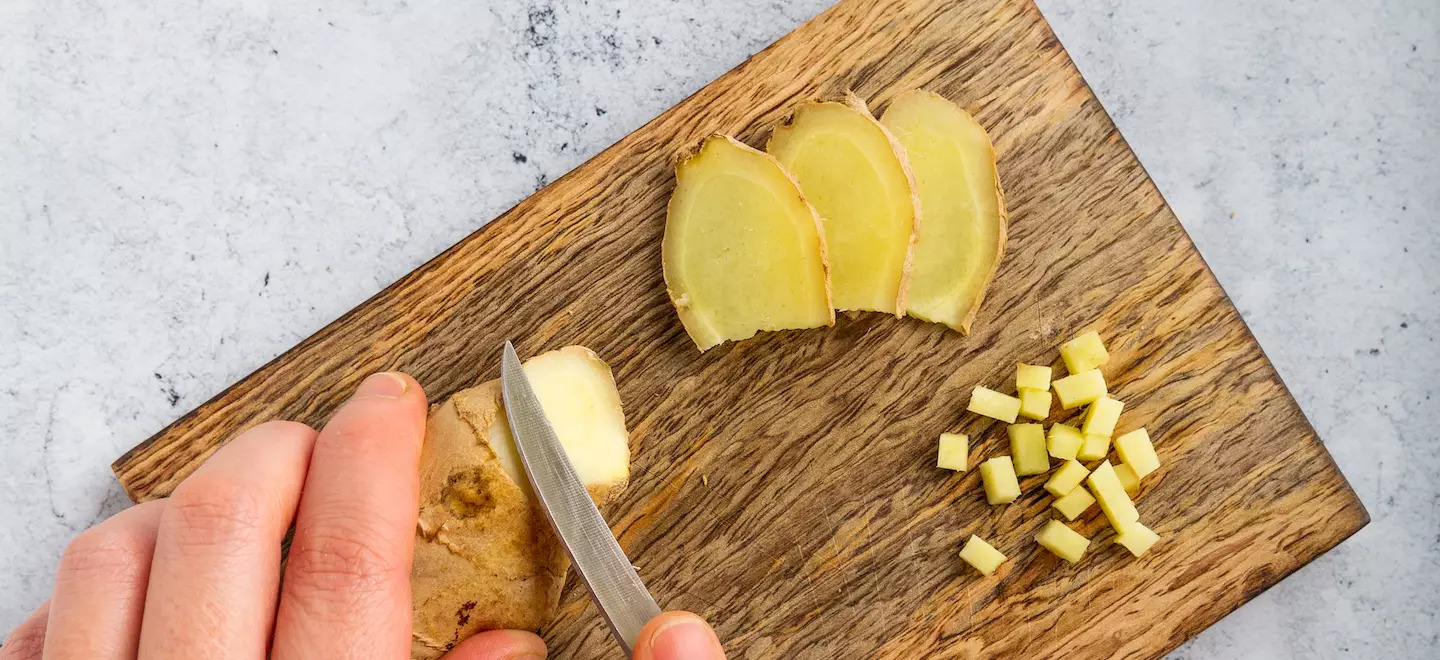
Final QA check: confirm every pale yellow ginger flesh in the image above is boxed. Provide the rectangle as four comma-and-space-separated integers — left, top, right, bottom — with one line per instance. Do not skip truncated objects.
1016, 363, 1052, 391
1114, 428, 1160, 478
968, 386, 1021, 423
1008, 424, 1050, 475
412, 346, 630, 659
979, 456, 1021, 505
1077, 433, 1111, 462
1052, 487, 1096, 521
959, 535, 1007, 576
880, 89, 1006, 334
1053, 369, 1107, 409
1114, 521, 1161, 557
1081, 396, 1124, 437
1044, 459, 1090, 497
767, 96, 918, 316
662, 135, 833, 351
1060, 330, 1110, 374
1047, 423, 1084, 461
1035, 520, 1090, 564
937, 432, 968, 471
1087, 461, 1140, 531
1114, 463, 1141, 493
1018, 388, 1052, 421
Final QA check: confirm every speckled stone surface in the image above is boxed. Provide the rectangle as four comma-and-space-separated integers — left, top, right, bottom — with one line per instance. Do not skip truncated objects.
2, 0, 1435, 655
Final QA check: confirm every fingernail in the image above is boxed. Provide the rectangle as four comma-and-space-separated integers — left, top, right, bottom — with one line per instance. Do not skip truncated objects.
649, 614, 723, 660
355, 372, 407, 399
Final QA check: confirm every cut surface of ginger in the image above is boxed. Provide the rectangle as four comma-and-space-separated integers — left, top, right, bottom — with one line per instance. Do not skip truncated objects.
1044, 460, 1090, 497
662, 135, 833, 350
1008, 424, 1050, 475
1053, 370, 1107, 409
486, 347, 632, 494
1114, 521, 1161, 557
1016, 363, 1052, 391
959, 535, 1007, 575
979, 456, 1021, 505
968, 386, 1021, 423
1076, 433, 1111, 462
1060, 330, 1109, 374
1035, 520, 1090, 564
937, 432, 968, 471
1048, 423, 1084, 461
768, 96, 918, 316
1081, 396, 1124, 437
1052, 487, 1096, 520
1115, 428, 1160, 478
1088, 461, 1140, 531
1114, 463, 1141, 493
880, 89, 1006, 333
1018, 388, 1052, 421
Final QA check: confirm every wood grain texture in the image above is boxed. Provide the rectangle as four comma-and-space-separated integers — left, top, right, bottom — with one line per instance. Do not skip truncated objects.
112, 0, 1368, 657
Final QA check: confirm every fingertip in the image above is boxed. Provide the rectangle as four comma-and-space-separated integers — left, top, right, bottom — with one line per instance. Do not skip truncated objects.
439, 629, 547, 660
633, 611, 725, 660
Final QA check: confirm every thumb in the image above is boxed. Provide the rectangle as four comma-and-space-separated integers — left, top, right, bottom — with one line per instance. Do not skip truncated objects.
632, 611, 726, 660
439, 629, 547, 660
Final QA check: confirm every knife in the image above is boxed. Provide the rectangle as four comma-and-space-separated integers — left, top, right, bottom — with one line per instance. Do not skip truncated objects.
500, 341, 662, 655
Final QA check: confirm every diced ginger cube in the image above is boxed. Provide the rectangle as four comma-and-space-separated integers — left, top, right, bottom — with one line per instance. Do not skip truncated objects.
968, 386, 1021, 423
1052, 370, 1106, 409
1060, 330, 1109, 374
1007, 424, 1050, 476
1114, 428, 1159, 478
1114, 463, 1141, 493
937, 433, 968, 472
979, 456, 1021, 505
1077, 433, 1111, 461
1017, 363, 1052, 391
1081, 396, 1123, 437
1114, 521, 1161, 557
1035, 520, 1090, 564
1052, 487, 1096, 520
1087, 461, 1140, 529
1047, 423, 1084, 461
1044, 460, 1090, 497
959, 535, 1007, 575
1018, 388, 1052, 421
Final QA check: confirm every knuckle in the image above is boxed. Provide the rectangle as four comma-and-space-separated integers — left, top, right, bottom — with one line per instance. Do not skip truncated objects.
57, 526, 150, 585
1, 619, 46, 660
166, 473, 265, 551
285, 516, 402, 597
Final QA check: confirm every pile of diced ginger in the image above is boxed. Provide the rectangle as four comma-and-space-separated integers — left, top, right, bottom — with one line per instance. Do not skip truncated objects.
938, 331, 1162, 576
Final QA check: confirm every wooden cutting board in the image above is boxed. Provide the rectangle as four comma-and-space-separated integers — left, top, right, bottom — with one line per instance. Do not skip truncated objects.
113, 0, 1368, 657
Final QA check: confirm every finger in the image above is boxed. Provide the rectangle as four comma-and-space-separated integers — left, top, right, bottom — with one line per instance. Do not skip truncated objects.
272, 372, 427, 659
439, 630, 547, 660
43, 500, 164, 658
138, 421, 318, 659
632, 612, 726, 660
0, 601, 50, 660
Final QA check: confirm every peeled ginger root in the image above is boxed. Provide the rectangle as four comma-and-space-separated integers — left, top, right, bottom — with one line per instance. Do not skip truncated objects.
663, 135, 834, 351
411, 346, 630, 659
880, 90, 1007, 334
767, 94, 919, 316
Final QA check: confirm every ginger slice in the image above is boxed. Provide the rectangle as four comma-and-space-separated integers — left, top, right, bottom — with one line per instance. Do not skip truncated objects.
767, 94, 919, 316
880, 90, 1006, 333
663, 135, 834, 350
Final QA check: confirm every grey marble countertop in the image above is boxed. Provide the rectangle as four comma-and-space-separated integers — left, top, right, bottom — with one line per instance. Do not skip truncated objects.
2, 0, 1436, 656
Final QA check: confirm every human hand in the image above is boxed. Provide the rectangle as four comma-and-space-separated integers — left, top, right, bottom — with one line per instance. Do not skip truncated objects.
1, 372, 544, 660
631, 611, 727, 660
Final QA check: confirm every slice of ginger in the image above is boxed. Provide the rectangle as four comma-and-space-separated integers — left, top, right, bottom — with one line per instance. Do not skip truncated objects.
880, 90, 1006, 334
959, 535, 1007, 575
768, 94, 919, 316
662, 135, 834, 350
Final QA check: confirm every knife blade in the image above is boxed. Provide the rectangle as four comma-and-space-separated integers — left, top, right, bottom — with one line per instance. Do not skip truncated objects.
499, 341, 661, 655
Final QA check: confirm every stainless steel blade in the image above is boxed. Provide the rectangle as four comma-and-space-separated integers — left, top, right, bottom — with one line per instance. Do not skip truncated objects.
499, 341, 661, 655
